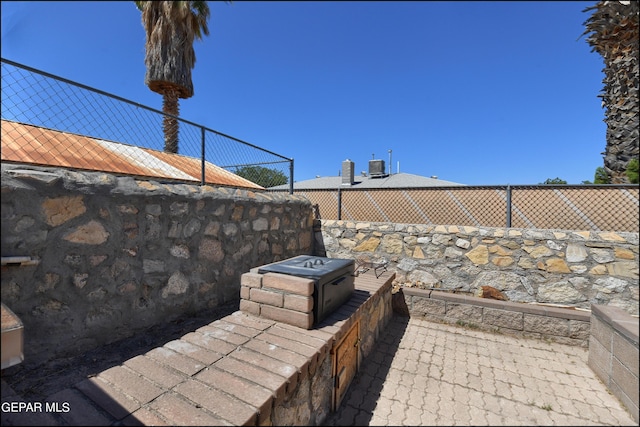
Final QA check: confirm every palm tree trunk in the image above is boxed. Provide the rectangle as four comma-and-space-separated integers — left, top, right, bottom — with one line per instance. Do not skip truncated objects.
162, 89, 180, 153
583, 1, 639, 184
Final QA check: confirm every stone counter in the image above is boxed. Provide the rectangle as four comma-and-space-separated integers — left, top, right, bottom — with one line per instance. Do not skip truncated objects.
0, 270, 394, 426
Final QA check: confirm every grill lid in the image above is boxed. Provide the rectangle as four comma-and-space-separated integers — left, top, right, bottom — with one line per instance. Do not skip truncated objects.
258, 255, 353, 280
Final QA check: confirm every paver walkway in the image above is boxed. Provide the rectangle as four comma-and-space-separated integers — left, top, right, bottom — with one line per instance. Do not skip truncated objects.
324, 315, 637, 426
1, 313, 637, 426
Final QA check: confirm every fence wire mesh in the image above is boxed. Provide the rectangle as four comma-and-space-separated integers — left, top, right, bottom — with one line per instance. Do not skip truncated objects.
277, 185, 639, 233
1, 58, 293, 190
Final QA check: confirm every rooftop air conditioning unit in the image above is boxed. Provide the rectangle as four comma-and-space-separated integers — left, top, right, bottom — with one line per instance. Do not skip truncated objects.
368, 160, 386, 177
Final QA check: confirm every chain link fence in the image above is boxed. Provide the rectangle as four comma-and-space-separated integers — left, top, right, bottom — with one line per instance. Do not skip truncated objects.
3, 58, 637, 232
272, 185, 639, 233
1, 58, 293, 190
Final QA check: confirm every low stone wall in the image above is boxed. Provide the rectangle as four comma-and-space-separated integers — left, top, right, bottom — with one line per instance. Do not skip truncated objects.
395, 287, 591, 347
317, 219, 639, 316
0, 164, 314, 365
588, 305, 639, 424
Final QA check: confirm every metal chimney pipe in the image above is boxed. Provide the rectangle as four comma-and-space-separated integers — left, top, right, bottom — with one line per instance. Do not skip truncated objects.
388, 149, 392, 175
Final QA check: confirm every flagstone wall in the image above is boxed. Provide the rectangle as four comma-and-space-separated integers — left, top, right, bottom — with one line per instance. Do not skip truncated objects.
0, 163, 314, 365
316, 220, 639, 316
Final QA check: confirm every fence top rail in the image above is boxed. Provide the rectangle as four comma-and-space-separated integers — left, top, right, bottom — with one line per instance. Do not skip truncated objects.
267, 184, 640, 191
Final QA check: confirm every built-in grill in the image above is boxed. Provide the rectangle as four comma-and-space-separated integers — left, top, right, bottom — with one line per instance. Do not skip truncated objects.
258, 255, 355, 324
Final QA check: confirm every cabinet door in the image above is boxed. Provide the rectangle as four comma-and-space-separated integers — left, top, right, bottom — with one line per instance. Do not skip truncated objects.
332, 321, 359, 410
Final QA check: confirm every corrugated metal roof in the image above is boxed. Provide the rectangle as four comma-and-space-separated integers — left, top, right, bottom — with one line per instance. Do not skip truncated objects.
1, 119, 264, 190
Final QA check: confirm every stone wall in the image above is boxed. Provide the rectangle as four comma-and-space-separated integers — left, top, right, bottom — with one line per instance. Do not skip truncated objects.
316, 220, 639, 316
0, 164, 314, 365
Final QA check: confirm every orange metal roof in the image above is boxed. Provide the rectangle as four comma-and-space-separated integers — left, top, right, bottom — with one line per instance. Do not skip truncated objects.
1, 119, 264, 190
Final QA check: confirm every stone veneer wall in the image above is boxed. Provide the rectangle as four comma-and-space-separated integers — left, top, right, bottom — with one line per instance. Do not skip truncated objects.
0, 164, 314, 365
316, 220, 639, 316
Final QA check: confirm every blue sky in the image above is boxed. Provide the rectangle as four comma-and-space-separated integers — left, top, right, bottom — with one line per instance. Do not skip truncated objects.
1, 1, 607, 185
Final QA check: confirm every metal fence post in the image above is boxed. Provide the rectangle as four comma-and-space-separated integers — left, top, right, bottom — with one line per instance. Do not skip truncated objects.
200, 126, 206, 186
338, 187, 342, 220
289, 159, 294, 195
506, 185, 512, 228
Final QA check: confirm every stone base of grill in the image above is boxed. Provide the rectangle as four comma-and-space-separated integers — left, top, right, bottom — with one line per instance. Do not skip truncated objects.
242, 256, 356, 329
240, 268, 316, 329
